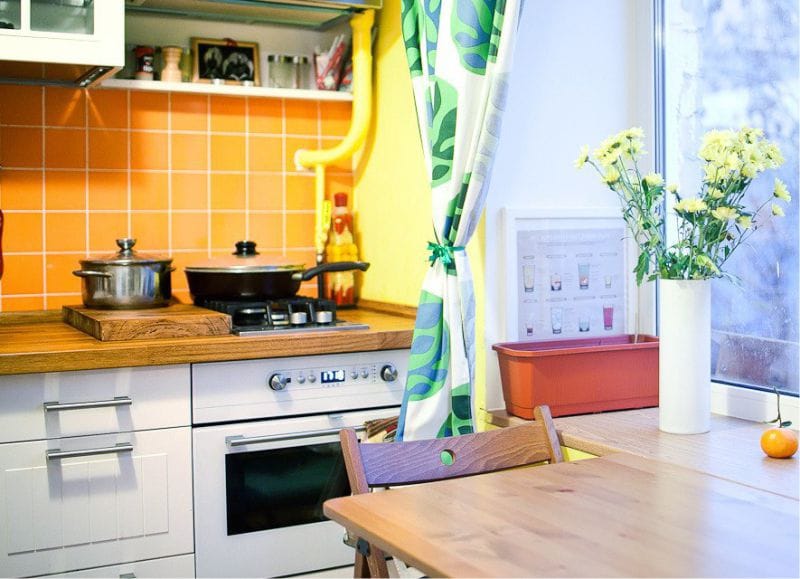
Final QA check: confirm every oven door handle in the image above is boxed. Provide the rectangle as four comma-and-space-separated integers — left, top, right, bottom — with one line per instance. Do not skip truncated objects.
226, 424, 366, 447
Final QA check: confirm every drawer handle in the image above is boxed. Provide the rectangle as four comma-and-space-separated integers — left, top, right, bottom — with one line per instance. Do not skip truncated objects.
226, 424, 366, 447
47, 443, 134, 461
43, 396, 133, 412
119, 574, 136, 578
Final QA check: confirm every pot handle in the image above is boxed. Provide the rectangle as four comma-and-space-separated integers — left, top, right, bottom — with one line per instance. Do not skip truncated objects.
293, 261, 370, 281
73, 270, 112, 278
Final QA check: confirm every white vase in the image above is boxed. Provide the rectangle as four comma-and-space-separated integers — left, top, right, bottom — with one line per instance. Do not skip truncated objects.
658, 279, 711, 434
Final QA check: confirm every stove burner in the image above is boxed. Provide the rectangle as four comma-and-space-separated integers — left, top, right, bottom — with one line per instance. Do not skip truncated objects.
199, 297, 368, 335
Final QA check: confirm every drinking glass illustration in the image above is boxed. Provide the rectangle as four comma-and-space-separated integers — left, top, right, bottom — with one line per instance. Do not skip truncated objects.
523, 265, 535, 293
550, 273, 562, 291
578, 263, 590, 289
550, 308, 563, 334
604, 275, 612, 288
603, 304, 614, 330
578, 312, 590, 332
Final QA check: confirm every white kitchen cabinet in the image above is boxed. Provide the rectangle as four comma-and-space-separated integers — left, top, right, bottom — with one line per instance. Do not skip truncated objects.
0, 427, 194, 578
37, 553, 195, 578
0, 0, 124, 85
0, 365, 191, 444
0, 363, 193, 577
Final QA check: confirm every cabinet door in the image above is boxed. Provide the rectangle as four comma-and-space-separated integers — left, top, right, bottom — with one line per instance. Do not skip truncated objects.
0, 0, 123, 68
0, 365, 191, 444
0, 428, 193, 578
38, 554, 195, 578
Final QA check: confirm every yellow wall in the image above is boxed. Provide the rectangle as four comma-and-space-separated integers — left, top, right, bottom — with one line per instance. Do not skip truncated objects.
353, 0, 429, 307
353, 0, 488, 421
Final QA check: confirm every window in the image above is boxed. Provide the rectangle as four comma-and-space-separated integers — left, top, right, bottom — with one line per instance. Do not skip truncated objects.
661, 0, 799, 395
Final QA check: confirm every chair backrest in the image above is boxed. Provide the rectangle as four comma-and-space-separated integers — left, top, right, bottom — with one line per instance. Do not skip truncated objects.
338, 405, 563, 577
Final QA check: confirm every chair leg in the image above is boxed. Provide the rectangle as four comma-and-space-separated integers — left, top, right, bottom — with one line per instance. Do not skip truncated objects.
354, 550, 371, 578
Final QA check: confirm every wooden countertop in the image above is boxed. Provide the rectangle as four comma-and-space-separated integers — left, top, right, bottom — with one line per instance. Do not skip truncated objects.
0, 302, 415, 376
488, 407, 799, 500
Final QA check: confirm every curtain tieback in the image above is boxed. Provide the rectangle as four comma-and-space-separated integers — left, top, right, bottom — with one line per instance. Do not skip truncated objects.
427, 241, 465, 266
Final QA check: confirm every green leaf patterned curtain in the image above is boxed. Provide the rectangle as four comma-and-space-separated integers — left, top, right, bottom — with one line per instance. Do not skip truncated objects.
397, 0, 521, 440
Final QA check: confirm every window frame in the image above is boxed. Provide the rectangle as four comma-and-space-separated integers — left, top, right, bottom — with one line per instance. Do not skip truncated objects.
652, 0, 799, 411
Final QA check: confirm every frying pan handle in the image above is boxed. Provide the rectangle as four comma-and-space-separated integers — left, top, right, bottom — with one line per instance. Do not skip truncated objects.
293, 261, 370, 282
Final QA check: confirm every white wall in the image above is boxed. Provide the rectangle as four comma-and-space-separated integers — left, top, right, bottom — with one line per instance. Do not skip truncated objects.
483, 0, 655, 411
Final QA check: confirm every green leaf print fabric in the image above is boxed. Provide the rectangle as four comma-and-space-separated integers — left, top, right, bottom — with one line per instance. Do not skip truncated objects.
397, 0, 521, 440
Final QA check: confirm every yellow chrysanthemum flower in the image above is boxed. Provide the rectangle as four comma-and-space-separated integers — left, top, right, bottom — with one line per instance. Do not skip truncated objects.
774, 178, 791, 202
737, 215, 752, 229
674, 198, 708, 213
643, 173, 664, 188
603, 167, 621, 184
711, 207, 739, 221
574, 145, 590, 169
772, 203, 785, 217
707, 188, 725, 199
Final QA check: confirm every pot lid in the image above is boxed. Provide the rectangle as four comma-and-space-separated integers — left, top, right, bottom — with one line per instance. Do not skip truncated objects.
80, 238, 172, 266
184, 241, 305, 273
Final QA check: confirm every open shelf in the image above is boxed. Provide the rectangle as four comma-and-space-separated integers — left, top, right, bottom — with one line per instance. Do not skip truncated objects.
98, 78, 353, 102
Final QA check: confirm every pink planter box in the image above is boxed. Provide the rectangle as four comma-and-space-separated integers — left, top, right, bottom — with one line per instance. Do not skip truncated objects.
492, 335, 659, 419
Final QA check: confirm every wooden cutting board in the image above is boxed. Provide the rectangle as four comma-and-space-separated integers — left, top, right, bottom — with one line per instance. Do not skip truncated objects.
62, 303, 232, 341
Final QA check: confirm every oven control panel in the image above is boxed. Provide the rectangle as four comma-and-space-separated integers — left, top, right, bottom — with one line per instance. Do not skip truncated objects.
268, 363, 398, 391
192, 349, 409, 424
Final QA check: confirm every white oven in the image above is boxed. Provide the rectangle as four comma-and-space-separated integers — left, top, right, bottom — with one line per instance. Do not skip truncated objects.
191, 350, 408, 578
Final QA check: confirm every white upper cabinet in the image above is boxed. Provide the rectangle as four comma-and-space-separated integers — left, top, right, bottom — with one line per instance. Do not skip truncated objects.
0, 0, 124, 86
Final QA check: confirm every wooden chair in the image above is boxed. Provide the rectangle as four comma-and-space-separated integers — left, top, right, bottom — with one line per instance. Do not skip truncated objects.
339, 405, 564, 578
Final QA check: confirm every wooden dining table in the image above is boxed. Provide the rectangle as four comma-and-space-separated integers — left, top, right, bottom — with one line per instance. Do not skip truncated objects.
323, 452, 800, 577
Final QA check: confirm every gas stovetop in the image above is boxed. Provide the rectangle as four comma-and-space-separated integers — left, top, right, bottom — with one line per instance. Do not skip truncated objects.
199, 297, 368, 336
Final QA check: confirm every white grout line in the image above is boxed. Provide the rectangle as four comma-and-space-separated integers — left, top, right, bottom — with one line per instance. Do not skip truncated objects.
126, 89, 132, 237
244, 96, 250, 240
83, 88, 90, 256
40, 87, 47, 309
0, 167, 351, 177
167, 92, 173, 256
206, 94, 212, 258
281, 98, 287, 256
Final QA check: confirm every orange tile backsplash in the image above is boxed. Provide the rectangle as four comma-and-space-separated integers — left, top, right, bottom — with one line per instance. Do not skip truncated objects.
0, 85, 353, 311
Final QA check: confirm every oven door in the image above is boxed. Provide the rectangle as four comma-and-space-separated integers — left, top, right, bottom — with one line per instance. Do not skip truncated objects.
193, 408, 397, 578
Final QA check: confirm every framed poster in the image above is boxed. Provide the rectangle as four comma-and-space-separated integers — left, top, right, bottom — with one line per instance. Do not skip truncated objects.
192, 37, 260, 85
502, 208, 633, 341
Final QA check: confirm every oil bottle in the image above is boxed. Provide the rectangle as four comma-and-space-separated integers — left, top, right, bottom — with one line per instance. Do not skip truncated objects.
325, 192, 358, 306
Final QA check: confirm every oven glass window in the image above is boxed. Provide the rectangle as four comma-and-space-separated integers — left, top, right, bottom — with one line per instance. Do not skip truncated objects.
225, 442, 350, 535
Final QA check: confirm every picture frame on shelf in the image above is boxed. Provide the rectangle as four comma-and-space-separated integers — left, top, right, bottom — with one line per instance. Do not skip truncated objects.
501, 208, 635, 341
192, 37, 260, 85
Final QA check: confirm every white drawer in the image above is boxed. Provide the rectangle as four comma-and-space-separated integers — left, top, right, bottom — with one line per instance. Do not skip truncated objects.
0, 365, 190, 443
0, 427, 194, 578
37, 554, 195, 578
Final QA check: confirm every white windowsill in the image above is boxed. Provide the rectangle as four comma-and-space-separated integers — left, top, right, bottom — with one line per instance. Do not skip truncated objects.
712, 381, 799, 427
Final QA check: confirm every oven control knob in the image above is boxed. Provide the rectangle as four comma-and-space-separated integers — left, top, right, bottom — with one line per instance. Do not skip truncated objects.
380, 364, 399, 382
307, 374, 317, 383
268, 373, 290, 391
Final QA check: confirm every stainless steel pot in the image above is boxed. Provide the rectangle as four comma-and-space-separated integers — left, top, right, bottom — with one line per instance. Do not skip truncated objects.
73, 238, 174, 309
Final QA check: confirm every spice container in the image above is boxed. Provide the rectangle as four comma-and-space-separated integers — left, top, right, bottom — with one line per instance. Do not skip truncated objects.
267, 54, 296, 88
160, 45, 182, 83
134, 45, 155, 80
293, 55, 311, 89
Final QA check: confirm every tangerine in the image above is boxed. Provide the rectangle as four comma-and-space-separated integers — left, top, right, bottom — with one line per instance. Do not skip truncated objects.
760, 427, 798, 459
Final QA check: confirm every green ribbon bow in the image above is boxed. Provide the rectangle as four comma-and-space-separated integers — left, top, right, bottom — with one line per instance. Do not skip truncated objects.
427, 241, 465, 266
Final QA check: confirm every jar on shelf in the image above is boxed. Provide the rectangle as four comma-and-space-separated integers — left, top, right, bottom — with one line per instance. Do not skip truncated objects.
293, 55, 311, 89
134, 45, 155, 80
160, 45, 182, 83
266, 54, 296, 88
180, 47, 192, 82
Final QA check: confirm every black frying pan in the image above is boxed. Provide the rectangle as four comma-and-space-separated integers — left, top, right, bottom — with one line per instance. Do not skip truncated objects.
185, 241, 368, 303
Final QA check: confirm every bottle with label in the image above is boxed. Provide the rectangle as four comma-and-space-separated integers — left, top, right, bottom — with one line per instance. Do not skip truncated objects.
325, 192, 358, 307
